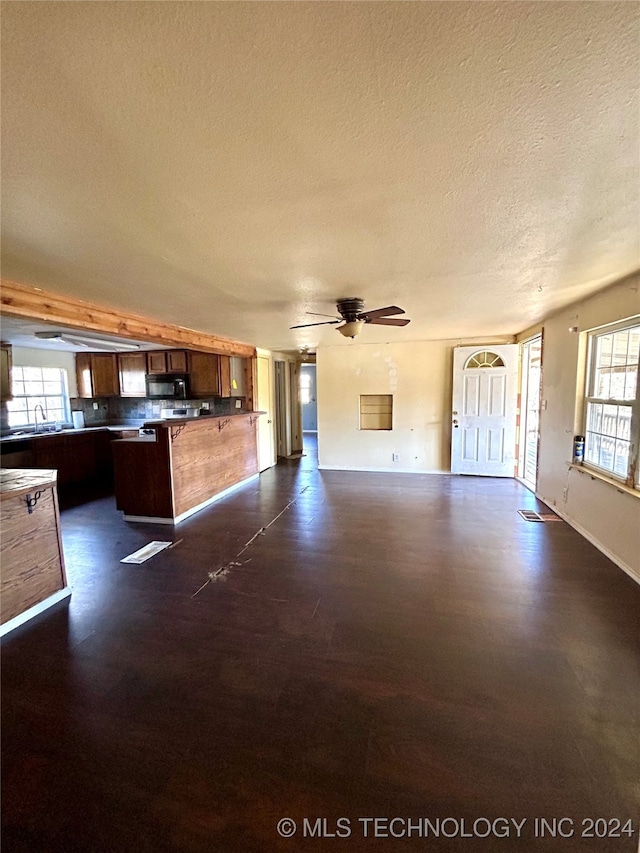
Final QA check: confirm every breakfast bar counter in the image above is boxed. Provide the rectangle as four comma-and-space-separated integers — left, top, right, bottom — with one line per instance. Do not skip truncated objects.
112, 411, 262, 524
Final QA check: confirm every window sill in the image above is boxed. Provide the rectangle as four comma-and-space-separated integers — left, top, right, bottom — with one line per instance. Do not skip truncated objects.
568, 463, 640, 498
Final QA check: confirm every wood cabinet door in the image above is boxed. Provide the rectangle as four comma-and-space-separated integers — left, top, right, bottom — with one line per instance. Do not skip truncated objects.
147, 352, 167, 374
1, 343, 13, 401
118, 353, 147, 397
94, 431, 114, 482
166, 350, 187, 373
66, 433, 97, 484
188, 352, 220, 396
229, 357, 246, 397
76, 353, 94, 398
91, 354, 119, 396
218, 355, 231, 397
34, 436, 71, 486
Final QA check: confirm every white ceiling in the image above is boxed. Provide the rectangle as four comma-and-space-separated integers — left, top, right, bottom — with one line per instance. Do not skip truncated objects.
1, 2, 638, 351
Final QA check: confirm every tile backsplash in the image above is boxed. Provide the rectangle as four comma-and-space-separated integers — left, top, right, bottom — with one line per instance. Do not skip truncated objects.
70, 396, 244, 424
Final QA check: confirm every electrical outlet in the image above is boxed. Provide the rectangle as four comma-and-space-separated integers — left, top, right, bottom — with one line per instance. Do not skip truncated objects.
93, 402, 99, 410
562, 487, 568, 502
235, 399, 242, 409
392, 453, 399, 462
201, 402, 210, 410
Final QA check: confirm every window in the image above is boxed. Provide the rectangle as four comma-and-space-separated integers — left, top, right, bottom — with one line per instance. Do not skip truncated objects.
6, 366, 71, 429
464, 351, 505, 368
584, 320, 640, 488
300, 371, 312, 405
360, 394, 393, 430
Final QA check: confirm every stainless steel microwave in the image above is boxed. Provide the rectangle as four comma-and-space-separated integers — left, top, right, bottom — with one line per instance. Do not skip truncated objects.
145, 374, 189, 399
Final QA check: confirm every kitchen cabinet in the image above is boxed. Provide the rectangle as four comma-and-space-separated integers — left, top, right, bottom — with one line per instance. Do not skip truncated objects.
0, 439, 35, 469
118, 352, 147, 397
10, 430, 115, 491
229, 357, 246, 397
0, 342, 13, 401
33, 435, 72, 486
188, 351, 220, 397
146, 350, 187, 375
167, 350, 187, 373
218, 355, 232, 397
76, 353, 120, 398
66, 433, 98, 485
146, 351, 167, 375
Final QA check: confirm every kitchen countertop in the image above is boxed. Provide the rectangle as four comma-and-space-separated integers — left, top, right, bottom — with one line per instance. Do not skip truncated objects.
0, 468, 58, 500
0, 424, 142, 443
142, 411, 262, 427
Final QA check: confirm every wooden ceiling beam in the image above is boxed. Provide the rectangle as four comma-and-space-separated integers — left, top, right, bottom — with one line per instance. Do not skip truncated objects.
0, 279, 256, 358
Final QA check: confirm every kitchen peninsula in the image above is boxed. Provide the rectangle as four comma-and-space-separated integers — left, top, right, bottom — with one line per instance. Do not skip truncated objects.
112, 411, 262, 524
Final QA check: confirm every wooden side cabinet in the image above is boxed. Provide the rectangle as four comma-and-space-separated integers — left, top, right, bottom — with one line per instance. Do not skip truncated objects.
118, 353, 147, 397
0, 470, 67, 627
76, 353, 120, 397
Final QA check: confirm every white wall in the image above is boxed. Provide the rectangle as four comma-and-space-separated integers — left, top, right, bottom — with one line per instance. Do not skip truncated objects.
12, 346, 78, 397
316, 278, 639, 582
534, 275, 640, 581
317, 337, 513, 473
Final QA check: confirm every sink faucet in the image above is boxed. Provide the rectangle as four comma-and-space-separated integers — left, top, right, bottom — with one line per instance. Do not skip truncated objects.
33, 404, 47, 433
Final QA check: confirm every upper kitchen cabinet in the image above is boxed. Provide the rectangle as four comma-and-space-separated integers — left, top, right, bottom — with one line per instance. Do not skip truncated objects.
118, 353, 147, 397
0, 343, 13, 401
218, 355, 232, 398
188, 351, 220, 397
76, 353, 120, 398
146, 350, 188, 375
229, 357, 246, 397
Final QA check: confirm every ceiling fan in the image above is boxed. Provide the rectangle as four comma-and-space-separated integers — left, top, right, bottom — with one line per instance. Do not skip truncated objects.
290, 298, 411, 338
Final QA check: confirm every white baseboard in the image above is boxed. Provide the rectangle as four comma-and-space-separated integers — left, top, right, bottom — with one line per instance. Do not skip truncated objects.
318, 465, 448, 475
537, 495, 640, 586
123, 474, 260, 526
123, 514, 175, 524
0, 587, 71, 638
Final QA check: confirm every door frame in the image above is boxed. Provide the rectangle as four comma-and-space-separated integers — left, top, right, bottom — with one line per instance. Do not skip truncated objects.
517, 333, 543, 491
256, 351, 275, 471
450, 343, 519, 477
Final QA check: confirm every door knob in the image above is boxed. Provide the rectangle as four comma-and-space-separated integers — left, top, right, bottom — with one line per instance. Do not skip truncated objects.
452, 419, 458, 425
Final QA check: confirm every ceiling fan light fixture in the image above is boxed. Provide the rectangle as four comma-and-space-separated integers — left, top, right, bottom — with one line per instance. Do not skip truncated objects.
337, 320, 364, 338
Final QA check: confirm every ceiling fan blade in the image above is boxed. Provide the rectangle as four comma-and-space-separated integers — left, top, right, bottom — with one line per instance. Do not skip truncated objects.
366, 317, 411, 326
290, 320, 341, 329
358, 305, 405, 321
306, 311, 341, 319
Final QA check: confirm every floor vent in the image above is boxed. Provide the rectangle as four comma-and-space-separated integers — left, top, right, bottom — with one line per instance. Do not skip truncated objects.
518, 510, 562, 523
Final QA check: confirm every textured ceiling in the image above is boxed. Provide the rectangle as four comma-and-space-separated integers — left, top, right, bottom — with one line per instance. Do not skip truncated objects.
1, 2, 638, 351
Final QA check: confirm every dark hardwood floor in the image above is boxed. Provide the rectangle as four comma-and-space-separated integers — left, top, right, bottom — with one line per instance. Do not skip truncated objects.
2, 435, 639, 852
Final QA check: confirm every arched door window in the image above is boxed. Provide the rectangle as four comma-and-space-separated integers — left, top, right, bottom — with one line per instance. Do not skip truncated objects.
464, 351, 505, 369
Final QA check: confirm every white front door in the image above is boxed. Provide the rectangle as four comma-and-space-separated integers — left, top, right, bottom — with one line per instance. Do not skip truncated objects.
451, 345, 518, 477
